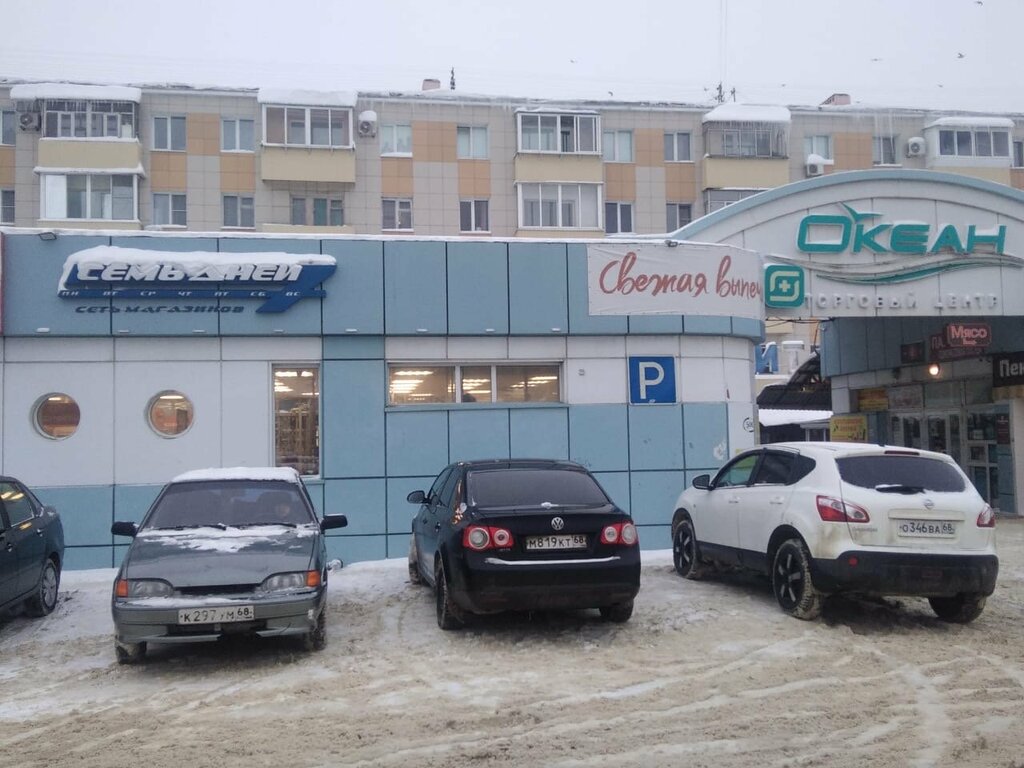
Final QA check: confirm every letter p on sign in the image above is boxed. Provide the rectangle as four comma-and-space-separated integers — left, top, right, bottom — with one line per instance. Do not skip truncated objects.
629, 356, 676, 404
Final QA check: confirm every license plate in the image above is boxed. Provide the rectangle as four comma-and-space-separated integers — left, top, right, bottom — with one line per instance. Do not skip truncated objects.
525, 534, 587, 551
894, 520, 957, 538
178, 605, 255, 625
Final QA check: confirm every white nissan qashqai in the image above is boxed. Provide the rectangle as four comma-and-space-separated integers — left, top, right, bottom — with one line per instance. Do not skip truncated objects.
671, 442, 998, 622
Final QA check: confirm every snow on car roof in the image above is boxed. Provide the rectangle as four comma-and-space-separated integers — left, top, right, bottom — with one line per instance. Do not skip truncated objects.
171, 467, 301, 483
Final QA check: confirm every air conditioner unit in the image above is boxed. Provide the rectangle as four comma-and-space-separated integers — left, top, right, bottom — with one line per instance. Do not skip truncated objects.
357, 109, 378, 138
805, 161, 824, 177
18, 112, 40, 131
906, 137, 926, 157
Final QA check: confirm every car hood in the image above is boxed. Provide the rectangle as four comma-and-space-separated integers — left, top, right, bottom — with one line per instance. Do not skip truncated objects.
123, 525, 319, 587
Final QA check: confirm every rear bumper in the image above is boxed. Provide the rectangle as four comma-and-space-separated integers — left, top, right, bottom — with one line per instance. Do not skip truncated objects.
812, 551, 999, 597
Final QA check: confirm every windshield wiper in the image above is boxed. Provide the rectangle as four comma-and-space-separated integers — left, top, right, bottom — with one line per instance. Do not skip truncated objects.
156, 523, 228, 530
874, 484, 925, 494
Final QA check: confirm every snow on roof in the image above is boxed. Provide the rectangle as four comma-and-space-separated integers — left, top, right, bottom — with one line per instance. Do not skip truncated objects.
35, 165, 145, 177
171, 467, 302, 483
702, 103, 791, 124
514, 106, 599, 115
925, 116, 1015, 129
10, 83, 142, 102
65, 245, 336, 268
257, 88, 357, 107
758, 409, 832, 427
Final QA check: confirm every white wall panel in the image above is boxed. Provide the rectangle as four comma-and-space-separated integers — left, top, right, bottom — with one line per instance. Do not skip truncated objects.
625, 336, 678, 355
508, 337, 566, 360
680, 336, 724, 359
116, 337, 220, 362
221, 337, 321, 361
723, 337, 754, 361
723, 358, 754, 403
446, 337, 508, 360
221, 361, 273, 468
728, 401, 757, 458
679, 358, 726, 402
566, 336, 625, 359
385, 337, 446, 360
565, 358, 626, 404
5, 337, 113, 363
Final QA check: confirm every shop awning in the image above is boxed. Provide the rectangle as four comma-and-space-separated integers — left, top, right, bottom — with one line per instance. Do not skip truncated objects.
758, 409, 832, 427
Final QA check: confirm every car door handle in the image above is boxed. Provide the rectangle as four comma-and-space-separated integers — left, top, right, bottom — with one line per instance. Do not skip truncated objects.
35, 528, 44, 536
769, 496, 786, 505
433, 522, 442, 532
728, 496, 740, 504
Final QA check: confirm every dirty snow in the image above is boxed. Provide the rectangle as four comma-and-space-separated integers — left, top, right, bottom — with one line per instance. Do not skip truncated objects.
2, 521, 1024, 767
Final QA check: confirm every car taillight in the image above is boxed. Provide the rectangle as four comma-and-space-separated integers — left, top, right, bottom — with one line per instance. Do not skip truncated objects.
977, 505, 995, 528
601, 522, 638, 546
462, 525, 514, 551
816, 495, 870, 523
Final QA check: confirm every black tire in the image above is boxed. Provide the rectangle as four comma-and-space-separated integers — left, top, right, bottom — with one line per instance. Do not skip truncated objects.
599, 600, 634, 623
408, 537, 423, 585
301, 609, 327, 651
24, 558, 60, 617
115, 639, 147, 665
672, 518, 707, 580
772, 538, 823, 620
929, 593, 986, 623
435, 560, 465, 631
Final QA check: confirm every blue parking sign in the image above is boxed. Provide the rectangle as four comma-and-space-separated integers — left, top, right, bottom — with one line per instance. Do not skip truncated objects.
629, 356, 676, 404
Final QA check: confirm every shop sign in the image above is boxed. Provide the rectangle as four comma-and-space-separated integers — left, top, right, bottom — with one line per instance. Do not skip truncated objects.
900, 341, 926, 365
588, 242, 763, 321
992, 352, 1024, 388
857, 388, 889, 412
888, 384, 923, 410
830, 414, 868, 442
628, 356, 676, 404
57, 246, 337, 313
944, 322, 990, 348
996, 414, 1011, 445
930, 332, 978, 361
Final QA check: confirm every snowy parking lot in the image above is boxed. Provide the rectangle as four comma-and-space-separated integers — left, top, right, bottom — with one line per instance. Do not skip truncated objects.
3, 521, 1024, 768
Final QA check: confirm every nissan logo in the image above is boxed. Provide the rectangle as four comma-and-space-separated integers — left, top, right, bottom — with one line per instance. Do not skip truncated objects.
551, 517, 565, 531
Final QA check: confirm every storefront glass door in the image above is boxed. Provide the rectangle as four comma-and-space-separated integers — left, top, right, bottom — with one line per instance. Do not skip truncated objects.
965, 409, 999, 509
927, 412, 961, 465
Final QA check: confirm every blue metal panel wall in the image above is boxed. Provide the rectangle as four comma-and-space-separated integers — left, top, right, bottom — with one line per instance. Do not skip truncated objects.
508, 243, 567, 334
322, 360, 386, 478
509, 408, 568, 460
321, 239, 384, 334
385, 411, 449, 476
566, 244, 627, 335
683, 402, 729, 471
568, 405, 629, 471
448, 409, 510, 462
446, 242, 509, 335
384, 240, 447, 334
628, 404, 684, 470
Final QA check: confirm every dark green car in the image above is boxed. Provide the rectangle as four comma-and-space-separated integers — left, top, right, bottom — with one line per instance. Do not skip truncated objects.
111, 467, 347, 664
0, 476, 64, 619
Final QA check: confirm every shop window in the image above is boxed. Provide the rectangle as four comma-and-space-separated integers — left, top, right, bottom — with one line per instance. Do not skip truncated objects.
34, 393, 80, 440
148, 391, 193, 437
388, 364, 561, 405
273, 366, 319, 476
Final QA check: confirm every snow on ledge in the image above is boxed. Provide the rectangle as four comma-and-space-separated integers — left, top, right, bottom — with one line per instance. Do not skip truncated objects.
257, 88, 357, 108
10, 83, 142, 102
64, 245, 336, 269
703, 103, 791, 124
172, 467, 303, 484
925, 116, 1015, 129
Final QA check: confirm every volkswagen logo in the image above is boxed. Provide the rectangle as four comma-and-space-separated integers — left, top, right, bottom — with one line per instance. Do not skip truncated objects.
551, 517, 565, 531
923, 498, 935, 510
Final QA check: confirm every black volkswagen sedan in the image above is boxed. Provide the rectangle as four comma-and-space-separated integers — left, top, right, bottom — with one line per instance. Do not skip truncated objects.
407, 459, 641, 629
0, 476, 64, 619
111, 467, 347, 663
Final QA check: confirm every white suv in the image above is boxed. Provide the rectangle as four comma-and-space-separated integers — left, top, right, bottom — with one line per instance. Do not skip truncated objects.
671, 442, 998, 622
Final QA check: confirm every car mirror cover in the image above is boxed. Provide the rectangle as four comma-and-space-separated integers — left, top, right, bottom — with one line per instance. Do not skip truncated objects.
111, 521, 138, 537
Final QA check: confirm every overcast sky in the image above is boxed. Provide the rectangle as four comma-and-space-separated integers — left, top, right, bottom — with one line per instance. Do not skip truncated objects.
3, 0, 1022, 113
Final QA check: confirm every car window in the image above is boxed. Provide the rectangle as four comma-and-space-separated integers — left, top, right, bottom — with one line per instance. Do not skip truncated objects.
753, 452, 793, 485
466, 468, 609, 507
143, 480, 315, 529
790, 455, 816, 483
837, 455, 966, 493
0, 481, 37, 526
713, 454, 760, 489
427, 468, 452, 504
438, 469, 461, 509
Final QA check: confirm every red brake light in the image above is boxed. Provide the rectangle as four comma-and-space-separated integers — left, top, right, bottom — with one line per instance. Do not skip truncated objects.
601, 525, 619, 544
816, 495, 870, 523
600, 522, 638, 546
977, 505, 995, 528
462, 526, 514, 551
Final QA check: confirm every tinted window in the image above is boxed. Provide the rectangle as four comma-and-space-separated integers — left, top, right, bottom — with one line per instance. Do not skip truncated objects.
714, 454, 759, 488
427, 468, 452, 504
467, 468, 609, 507
0, 482, 36, 526
144, 480, 314, 529
753, 452, 793, 485
791, 455, 816, 483
439, 470, 461, 508
837, 455, 966, 493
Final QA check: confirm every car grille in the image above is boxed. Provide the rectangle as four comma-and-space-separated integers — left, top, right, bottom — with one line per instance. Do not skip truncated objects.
177, 584, 258, 596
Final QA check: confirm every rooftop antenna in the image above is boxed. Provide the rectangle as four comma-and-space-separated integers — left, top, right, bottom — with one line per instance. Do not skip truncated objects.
450, 68, 456, 91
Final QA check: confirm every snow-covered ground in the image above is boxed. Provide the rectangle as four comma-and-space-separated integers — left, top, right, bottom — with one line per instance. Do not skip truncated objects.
3, 522, 1024, 768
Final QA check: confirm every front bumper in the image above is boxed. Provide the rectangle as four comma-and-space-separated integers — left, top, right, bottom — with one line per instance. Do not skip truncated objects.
812, 551, 999, 597
111, 590, 325, 645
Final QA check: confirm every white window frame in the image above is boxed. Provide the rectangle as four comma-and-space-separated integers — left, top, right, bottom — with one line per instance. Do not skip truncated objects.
939, 128, 1011, 158
153, 115, 186, 151
517, 113, 599, 154
1, 189, 13, 224
382, 198, 413, 230
604, 202, 633, 235
40, 173, 138, 221
872, 135, 898, 165
380, 124, 413, 156
222, 194, 255, 229
517, 183, 602, 230
153, 192, 186, 227
666, 202, 693, 232
459, 199, 489, 232
803, 135, 832, 160
262, 105, 352, 148
664, 132, 692, 162
222, 118, 255, 152
602, 130, 633, 162
456, 126, 488, 159
388, 363, 563, 405
1, 111, 15, 145
42, 100, 136, 139
704, 188, 760, 213
273, 365, 321, 477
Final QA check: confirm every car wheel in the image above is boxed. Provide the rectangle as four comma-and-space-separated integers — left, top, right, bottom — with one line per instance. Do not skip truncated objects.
115, 639, 147, 665
435, 560, 464, 631
772, 538, 823, 620
301, 609, 327, 651
672, 518, 707, 580
928, 593, 986, 623
24, 558, 60, 617
599, 600, 634, 623
408, 538, 423, 585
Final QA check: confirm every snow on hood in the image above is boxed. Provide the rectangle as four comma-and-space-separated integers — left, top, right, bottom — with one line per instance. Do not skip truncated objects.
137, 524, 318, 553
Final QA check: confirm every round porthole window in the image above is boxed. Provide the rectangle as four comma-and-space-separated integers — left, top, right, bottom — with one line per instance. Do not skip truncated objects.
34, 393, 81, 440
147, 391, 194, 437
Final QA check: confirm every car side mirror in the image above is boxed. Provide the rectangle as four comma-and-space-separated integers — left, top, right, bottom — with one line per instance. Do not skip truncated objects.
692, 474, 711, 490
111, 521, 139, 537
321, 514, 348, 532
406, 490, 426, 504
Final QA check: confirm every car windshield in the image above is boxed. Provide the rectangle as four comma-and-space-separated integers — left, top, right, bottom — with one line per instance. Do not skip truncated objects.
143, 480, 314, 529
836, 455, 967, 493
467, 468, 610, 508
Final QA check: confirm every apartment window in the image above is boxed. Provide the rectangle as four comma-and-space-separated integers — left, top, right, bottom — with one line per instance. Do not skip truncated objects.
41, 174, 136, 220
803, 135, 832, 160
290, 197, 344, 226
456, 126, 488, 159
518, 183, 600, 229
273, 366, 320, 477
1, 111, 15, 145
459, 200, 489, 232
604, 202, 633, 234
518, 113, 598, 153
153, 193, 186, 226
382, 198, 412, 230
380, 124, 412, 155
223, 195, 255, 228
666, 202, 692, 231
153, 116, 186, 151
222, 118, 255, 151
704, 188, 760, 213
705, 122, 787, 158
602, 130, 633, 162
42, 99, 136, 138
388, 364, 561, 405
664, 132, 692, 162
263, 106, 351, 148
1, 190, 13, 224
1014, 141, 1024, 168
873, 135, 897, 165
939, 127, 1010, 157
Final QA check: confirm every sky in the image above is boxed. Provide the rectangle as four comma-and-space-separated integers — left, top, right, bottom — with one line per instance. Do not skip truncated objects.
2, 0, 1022, 113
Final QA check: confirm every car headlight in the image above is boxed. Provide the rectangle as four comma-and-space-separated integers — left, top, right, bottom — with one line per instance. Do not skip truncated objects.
115, 579, 175, 598
258, 571, 320, 593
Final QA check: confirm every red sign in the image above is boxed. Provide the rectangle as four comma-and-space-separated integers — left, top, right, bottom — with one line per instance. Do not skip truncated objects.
930, 333, 976, 361
945, 322, 991, 348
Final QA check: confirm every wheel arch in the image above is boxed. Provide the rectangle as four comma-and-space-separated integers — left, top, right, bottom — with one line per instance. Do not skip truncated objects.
767, 525, 804, 569
671, 507, 692, 533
